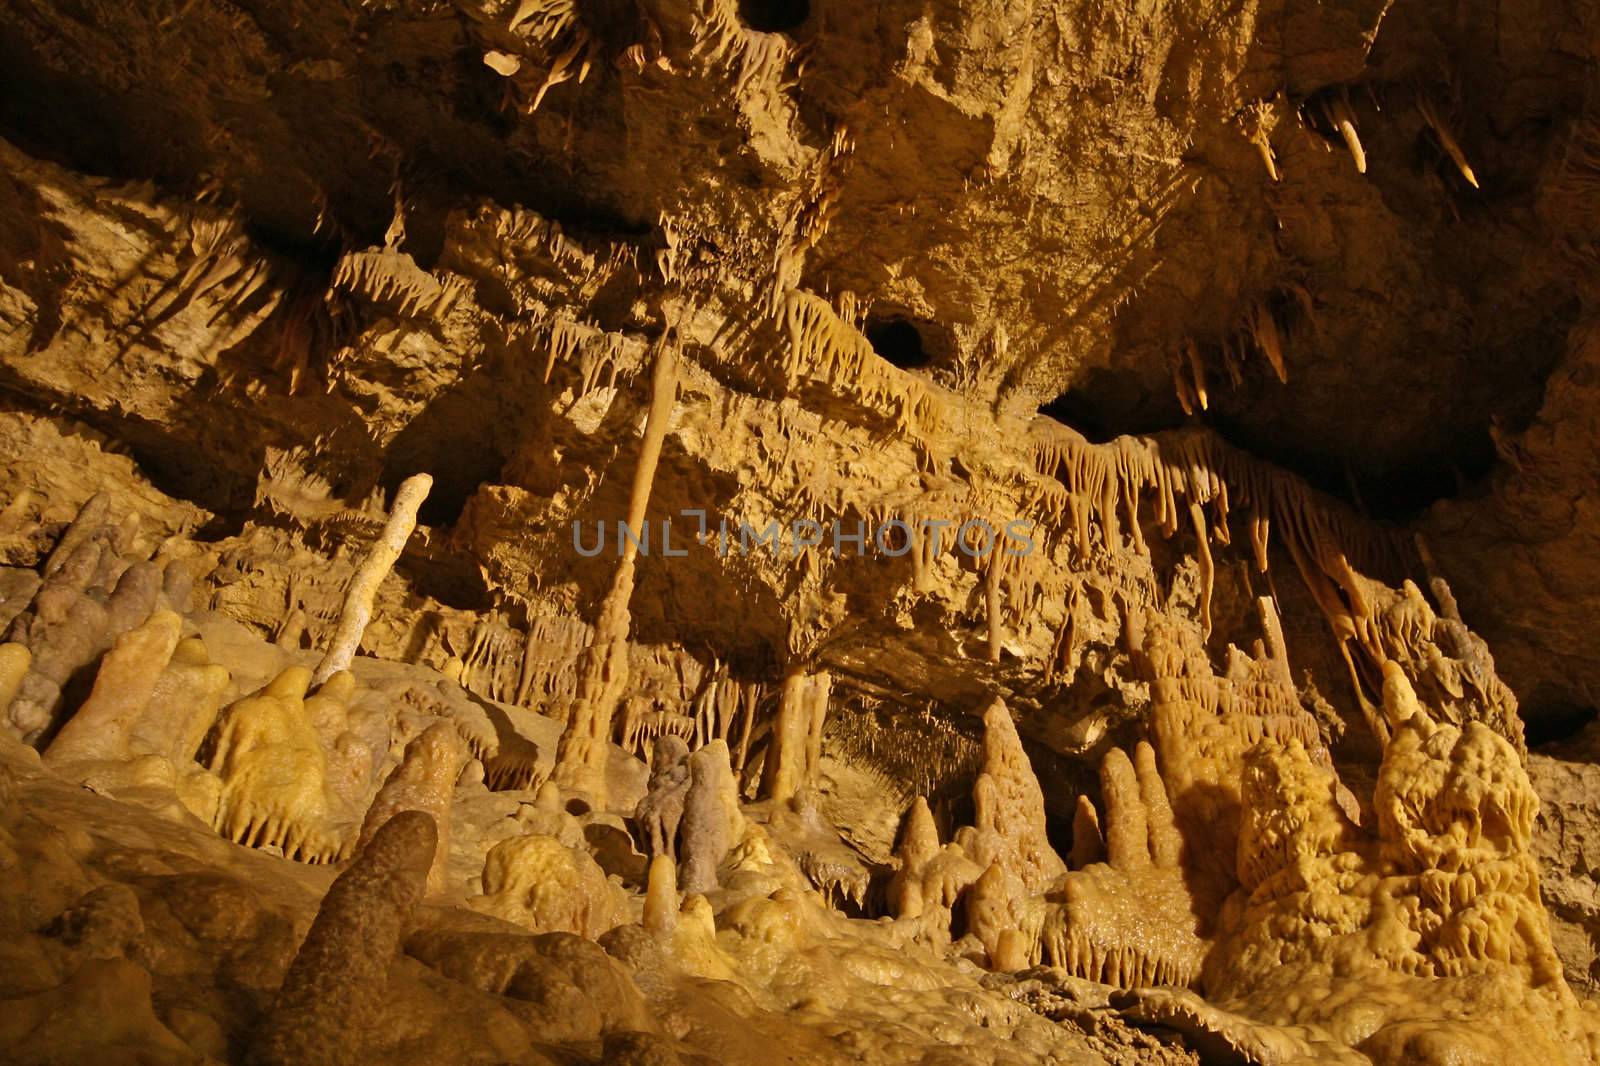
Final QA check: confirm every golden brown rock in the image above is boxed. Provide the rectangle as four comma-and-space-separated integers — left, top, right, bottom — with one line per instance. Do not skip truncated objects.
0, 3, 1597, 1059
246, 810, 436, 1066
355, 721, 465, 896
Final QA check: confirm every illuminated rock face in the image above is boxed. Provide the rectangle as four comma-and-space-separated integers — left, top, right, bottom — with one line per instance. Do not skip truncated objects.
0, 0, 1599, 1062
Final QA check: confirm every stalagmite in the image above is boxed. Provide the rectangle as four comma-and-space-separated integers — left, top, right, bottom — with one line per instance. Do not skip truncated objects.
761, 669, 832, 803
312, 474, 432, 687
634, 735, 691, 859
889, 797, 941, 918
43, 610, 183, 765
246, 812, 436, 1066
470, 834, 626, 937
1256, 595, 1293, 685
0, 642, 29, 711
304, 671, 379, 816
42, 493, 111, 579
679, 740, 742, 894
206, 667, 350, 863
0, 5, 1589, 1059
6, 551, 161, 744
969, 699, 1067, 893
994, 929, 1030, 973
355, 722, 464, 896
1040, 742, 1206, 989
967, 861, 1026, 970
1100, 748, 1150, 870
0, 488, 33, 542
643, 854, 678, 938
1070, 793, 1104, 868
1133, 741, 1182, 869
552, 337, 678, 805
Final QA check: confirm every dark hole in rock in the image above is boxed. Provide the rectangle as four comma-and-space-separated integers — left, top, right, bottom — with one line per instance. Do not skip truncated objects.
1526, 701, 1599, 750
416, 475, 485, 529
737, 0, 810, 34
866, 316, 932, 370
1038, 366, 1187, 443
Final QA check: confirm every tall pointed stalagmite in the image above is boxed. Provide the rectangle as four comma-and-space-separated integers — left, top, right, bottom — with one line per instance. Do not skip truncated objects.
552, 333, 679, 805
969, 698, 1067, 893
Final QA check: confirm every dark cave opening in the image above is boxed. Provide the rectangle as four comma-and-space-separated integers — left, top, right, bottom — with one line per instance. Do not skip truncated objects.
1526, 700, 1599, 750
736, 0, 810, 34
1037, 366, 1502, 523
1037, 366, 1188, 443
1206, 413, 1499, 523
865, 315, 933, 370
387, 471, 484, 531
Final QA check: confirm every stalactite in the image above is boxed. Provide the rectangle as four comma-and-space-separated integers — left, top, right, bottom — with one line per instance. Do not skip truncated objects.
1244, 298, 1288, 383
514, 614, 594, 706
1418, 95, 1480, 189
781, 291, 944, 440
1238, 100, 1280, 181
125, 213, 267, 349
488, 0, 599, 113
1323, 90, 1367, 174
329, 248, 461, 320
1184, 338, 1209, 410
1189, 501, 1214, 639
690, 0, 793, 102
1044, 584, 1079, 686
985, 554, 1003, 663
732, 682, 758, 774
1172, 353, 1194, 417
1221, 334, 1245, 387
824, 699, 981, 805
1030, 423, 1411, 688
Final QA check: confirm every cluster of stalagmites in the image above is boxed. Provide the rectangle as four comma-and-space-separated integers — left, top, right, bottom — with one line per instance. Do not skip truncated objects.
0, 491, 450, 866
2, 461, 1596, 1065
879, 616, 1597, 1061
0, 488, 821, 934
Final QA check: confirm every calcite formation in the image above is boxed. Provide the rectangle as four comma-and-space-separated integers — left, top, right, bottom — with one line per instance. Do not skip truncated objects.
206, 668, 357, 864
0, 0, 1598, 1062
247, 811, 438, 1066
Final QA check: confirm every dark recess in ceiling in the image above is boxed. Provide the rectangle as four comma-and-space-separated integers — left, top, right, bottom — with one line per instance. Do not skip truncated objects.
737, 0, 811, 34
866, 315, 932, 370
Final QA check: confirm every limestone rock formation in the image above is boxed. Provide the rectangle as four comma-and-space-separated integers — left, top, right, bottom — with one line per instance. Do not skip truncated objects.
1530, 725, 1600, 999
0, 0, 1598, 1062
247, 811, 437, 1066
